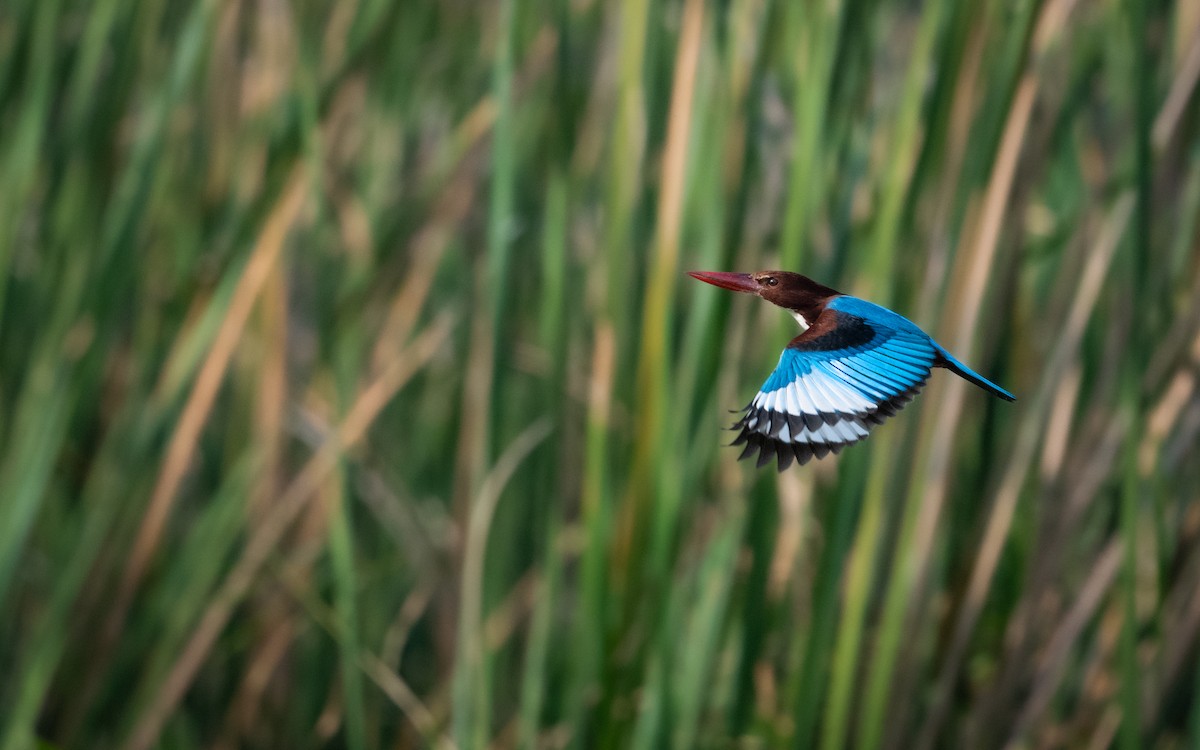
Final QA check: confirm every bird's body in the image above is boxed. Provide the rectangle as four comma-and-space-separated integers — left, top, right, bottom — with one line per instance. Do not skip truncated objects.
689, 270, 1015, 471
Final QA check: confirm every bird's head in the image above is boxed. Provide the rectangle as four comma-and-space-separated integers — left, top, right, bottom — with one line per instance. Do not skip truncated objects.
687, 270, 840, 327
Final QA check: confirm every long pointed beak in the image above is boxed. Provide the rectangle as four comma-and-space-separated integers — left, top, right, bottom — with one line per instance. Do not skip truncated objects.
687, 271, 758, 294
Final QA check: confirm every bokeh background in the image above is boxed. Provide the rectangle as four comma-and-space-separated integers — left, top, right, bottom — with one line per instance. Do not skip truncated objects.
2, 0, 1200, 748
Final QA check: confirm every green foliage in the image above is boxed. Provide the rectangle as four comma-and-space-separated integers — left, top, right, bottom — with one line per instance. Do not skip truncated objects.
1, 0, 1199, 748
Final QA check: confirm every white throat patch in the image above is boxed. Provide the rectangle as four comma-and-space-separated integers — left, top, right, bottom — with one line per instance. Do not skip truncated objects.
791, 310, 810, 331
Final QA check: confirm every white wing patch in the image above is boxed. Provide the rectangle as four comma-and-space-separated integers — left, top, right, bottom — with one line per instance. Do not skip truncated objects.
750, 364, 877, 416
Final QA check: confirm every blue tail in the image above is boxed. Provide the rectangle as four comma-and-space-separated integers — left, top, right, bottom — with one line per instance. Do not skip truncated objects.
935, 347, 1016, 402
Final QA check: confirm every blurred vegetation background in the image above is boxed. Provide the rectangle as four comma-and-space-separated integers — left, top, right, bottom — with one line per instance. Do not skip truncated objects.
2, 0, 1200, 748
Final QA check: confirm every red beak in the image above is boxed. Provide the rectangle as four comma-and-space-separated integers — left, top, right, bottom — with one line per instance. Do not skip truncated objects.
687, 271, 758, 294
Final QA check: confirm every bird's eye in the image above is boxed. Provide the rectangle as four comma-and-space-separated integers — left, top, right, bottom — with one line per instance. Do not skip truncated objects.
763, 277, 778, 287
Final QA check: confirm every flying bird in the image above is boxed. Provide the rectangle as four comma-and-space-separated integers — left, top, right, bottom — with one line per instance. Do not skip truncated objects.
689, 270, 1015, 471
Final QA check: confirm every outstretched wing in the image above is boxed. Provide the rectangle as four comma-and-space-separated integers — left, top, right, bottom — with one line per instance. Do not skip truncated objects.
732, 297, 937, 471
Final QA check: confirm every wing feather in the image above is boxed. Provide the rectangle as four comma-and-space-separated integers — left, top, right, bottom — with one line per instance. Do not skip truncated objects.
730, 301, 937, 471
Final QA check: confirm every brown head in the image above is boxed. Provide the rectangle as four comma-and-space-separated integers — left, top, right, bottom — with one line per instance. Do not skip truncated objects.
687, 270, 841, 327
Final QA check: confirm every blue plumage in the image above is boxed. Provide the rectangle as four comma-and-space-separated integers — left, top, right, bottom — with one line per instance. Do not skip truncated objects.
830, 296, 1015, 401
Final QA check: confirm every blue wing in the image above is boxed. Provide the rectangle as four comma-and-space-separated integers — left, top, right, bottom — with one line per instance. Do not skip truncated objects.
732, 296, 937, 471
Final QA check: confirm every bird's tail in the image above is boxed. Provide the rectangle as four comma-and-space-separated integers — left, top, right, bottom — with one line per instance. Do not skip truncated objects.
935, 347, 1016, 402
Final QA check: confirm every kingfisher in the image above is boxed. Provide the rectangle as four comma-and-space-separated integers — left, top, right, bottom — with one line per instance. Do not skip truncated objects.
689, 270, 1015, 471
